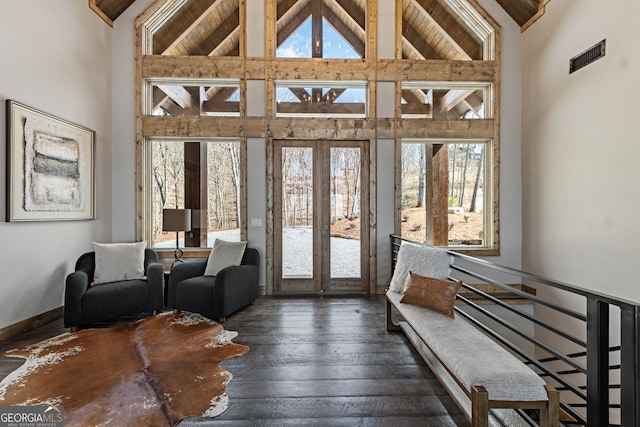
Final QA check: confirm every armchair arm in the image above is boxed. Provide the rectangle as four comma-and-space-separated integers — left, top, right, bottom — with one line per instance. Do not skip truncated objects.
64, 271, 90, 328
213, 264, 260, 317
167, 260, 207, 308
146, 262, 164, 313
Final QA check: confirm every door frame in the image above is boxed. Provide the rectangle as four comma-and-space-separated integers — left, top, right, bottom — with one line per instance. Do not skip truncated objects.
270, 139, 371, 295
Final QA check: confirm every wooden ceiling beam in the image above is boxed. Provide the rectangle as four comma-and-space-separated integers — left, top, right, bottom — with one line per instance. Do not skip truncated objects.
439, 88, 474, 112
161, 1, 221, 53
157, 84, 194, 109
277, 102, 365, 115
411, 0, 468, 61
277, 0, 304, 20
412, 0, 479, 60
204, 86, 239, 103
401, 103, 432, 115
175, 6, 240, 56
322, 88, 346, 103
152, 0, 218, 54
201, 101, 240, 114
401, 20, 443, 60
312, 1, 323, 58
90, 0, 136, 26
494, 0, 539, 27
333, 0, 366, 30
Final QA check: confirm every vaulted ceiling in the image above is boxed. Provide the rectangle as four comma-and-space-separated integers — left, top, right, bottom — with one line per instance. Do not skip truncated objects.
90, 0, 551, 32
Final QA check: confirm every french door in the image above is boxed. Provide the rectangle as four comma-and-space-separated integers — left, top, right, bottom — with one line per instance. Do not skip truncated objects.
274, 140, 369, 294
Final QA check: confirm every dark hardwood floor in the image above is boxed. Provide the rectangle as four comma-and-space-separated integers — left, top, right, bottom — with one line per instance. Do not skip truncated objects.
0, 296, 469, 426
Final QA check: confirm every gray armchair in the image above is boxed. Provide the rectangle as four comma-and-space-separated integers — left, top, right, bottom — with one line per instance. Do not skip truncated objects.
64, 249, 163, 330
167, 247, 260, 322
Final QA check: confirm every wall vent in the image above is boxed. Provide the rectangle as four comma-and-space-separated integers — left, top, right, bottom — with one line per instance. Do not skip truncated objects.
570, 40, 606, 74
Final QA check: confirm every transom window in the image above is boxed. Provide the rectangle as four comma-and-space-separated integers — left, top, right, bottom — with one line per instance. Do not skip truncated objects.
401, 82, 491, 119
149, 79, 240, 117
275, 80, 367, 118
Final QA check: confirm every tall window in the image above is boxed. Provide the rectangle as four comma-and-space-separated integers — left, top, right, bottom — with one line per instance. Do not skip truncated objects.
401, 140, 491, 249
149, 139, 242, 249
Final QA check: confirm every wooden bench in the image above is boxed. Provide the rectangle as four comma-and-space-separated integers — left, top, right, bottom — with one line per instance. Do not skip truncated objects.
386, 289, 559, 427
386, 242, 558, 426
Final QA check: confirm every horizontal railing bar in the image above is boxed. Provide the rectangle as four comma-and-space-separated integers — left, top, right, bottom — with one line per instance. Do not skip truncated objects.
541, 368, 582, 376
537, 346, 620, 362
448, 249, 639, 309
457, 294, 587, 375
452, 264, 587, 322
458, 282, 587, 348
453, 303, 588, 408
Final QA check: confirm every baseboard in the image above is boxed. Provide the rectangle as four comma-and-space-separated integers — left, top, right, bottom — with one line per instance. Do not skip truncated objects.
0, 307, 63, 342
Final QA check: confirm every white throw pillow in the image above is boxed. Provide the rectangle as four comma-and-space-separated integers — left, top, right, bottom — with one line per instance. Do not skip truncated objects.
388, 242, 452, 293
204, 239, 247, 276
92, 241, 147, 285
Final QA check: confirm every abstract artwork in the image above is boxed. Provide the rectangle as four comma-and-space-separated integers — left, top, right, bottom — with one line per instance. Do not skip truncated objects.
6, 100, 95, 221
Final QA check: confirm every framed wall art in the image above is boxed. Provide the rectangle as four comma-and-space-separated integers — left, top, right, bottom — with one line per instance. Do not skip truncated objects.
6, 100, 95, 221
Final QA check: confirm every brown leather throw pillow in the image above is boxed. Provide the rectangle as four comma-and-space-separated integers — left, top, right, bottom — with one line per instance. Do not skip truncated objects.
400, 271, 462, 318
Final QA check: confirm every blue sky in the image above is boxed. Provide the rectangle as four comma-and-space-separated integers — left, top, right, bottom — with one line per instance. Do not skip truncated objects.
276, 17, 360, 59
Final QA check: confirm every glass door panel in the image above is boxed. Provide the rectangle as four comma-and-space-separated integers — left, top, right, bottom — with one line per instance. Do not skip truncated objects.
281, 146, 314, 279
328, 147, 361, 279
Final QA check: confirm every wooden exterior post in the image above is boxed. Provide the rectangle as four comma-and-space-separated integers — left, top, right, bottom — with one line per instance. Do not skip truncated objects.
184, 141, 208, 247
432, 144, 449, 246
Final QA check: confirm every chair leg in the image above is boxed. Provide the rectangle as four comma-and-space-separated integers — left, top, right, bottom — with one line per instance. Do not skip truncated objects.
70, 326, 79, 333
217, 317, 226, 323
471, 385, 489, 427
173, 309, 181, 314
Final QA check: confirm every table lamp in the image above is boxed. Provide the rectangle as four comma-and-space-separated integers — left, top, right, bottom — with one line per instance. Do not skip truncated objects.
162, 208, 192, 268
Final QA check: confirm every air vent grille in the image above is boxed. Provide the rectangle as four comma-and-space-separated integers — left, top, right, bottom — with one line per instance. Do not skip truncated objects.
570, 40, 606, 74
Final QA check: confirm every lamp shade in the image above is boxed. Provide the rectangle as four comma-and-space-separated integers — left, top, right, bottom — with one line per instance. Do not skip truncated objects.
162, 208, 192, 232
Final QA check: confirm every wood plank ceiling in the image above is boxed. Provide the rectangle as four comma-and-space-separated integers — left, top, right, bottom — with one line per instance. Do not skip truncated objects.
90, 0, 550, 32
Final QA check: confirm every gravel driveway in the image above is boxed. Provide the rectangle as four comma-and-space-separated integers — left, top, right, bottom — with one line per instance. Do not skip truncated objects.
282, 226, 360, 278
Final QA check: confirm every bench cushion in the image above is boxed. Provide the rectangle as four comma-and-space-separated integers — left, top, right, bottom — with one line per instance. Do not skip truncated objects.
389, 243, 452, 293
387, 290, 548, 402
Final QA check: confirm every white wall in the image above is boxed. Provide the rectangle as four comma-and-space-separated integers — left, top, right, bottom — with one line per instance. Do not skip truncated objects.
0, 0, 113, 329
478, 0, 524, 269
112, 0, 154, 242
521, 0, 640, 303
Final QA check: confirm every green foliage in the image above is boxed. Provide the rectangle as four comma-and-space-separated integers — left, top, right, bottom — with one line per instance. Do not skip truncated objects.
448, 196, 457, 207
463, 215, 470, 223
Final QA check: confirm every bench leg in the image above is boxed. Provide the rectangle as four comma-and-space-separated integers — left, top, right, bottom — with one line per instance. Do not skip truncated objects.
540, 385, 560, 427
386, 297, 401, 331
471, 385, 489, 427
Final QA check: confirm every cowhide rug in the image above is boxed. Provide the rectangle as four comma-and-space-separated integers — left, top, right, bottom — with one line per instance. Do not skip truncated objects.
0, 312, 248, 426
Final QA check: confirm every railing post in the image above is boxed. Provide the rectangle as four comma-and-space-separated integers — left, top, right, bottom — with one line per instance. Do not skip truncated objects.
620, 304, 640, 427
586, 298, 609, 427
